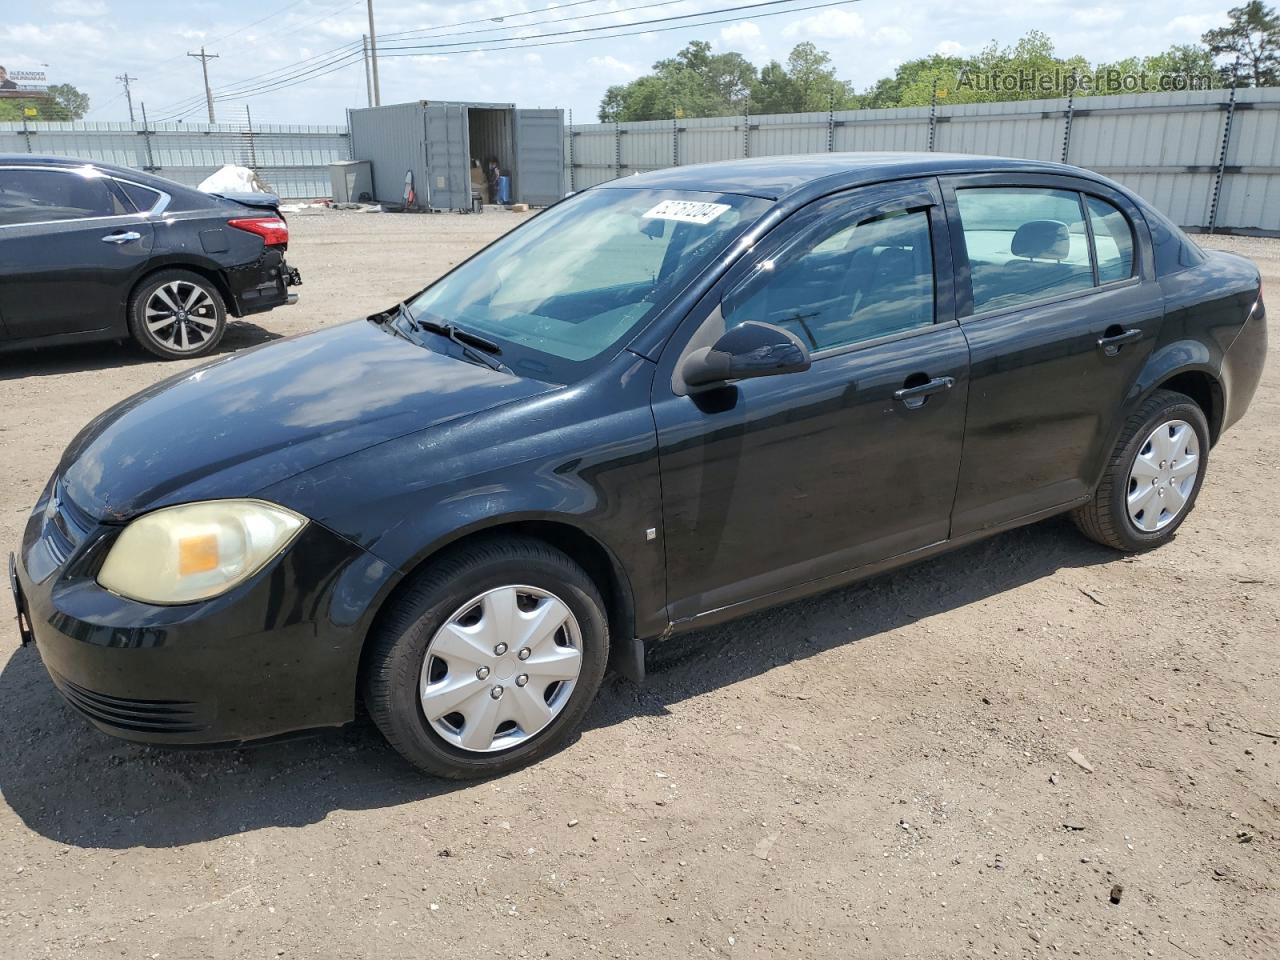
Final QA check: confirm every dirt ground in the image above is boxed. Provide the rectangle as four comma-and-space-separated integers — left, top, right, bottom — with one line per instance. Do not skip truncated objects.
0, 209, 1276, 960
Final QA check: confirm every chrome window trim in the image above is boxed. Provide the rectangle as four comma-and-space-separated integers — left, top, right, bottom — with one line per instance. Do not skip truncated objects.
0, 163, 171, 229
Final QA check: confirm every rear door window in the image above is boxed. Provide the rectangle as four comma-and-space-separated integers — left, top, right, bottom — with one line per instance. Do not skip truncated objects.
0, 168, 129, 225
956, 187, 1093, 312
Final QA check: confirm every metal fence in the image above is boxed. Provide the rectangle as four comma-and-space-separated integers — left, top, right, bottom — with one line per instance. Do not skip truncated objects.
0, 119, 350, 199
565, 88, 1280, 235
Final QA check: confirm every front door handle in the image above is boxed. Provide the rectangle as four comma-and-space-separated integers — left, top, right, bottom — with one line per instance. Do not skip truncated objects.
1097, 327, 1142, 356
102, 230, 142, 244
893, 375, 955, 409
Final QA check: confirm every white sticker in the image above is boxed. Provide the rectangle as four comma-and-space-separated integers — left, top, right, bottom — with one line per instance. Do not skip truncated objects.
642, 200, 731, 225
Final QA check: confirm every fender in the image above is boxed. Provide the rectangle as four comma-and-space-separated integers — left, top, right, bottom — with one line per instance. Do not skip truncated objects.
1128, 338, 1221, 406
261, 352, 668, 647
1089, 338, 1224, 492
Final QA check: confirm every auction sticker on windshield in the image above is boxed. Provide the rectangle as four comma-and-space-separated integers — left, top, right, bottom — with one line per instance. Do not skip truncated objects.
643, 200, 732, 224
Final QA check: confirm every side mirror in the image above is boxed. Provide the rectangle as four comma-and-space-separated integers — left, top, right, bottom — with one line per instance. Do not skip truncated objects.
680, 320, 811, 388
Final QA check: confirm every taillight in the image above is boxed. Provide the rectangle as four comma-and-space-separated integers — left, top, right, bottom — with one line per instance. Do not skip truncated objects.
227, 216, 288, 246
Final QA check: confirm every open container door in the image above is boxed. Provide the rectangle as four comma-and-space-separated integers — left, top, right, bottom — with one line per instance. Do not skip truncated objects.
514, 109, 565, 206
423, 102, 471, 211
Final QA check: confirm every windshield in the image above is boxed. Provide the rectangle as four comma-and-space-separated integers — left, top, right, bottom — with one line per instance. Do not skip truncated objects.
407, 187, 771, 382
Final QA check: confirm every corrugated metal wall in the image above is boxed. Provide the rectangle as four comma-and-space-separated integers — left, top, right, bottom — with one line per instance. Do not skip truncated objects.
348, 103, 428, 205
566, 88, 1280, 234
0, 120, 349, 198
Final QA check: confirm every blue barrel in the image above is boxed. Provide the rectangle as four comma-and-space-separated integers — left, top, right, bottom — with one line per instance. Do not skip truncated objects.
497, 176, 511, 205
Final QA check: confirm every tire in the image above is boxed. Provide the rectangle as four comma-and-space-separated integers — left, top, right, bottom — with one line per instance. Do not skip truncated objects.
1071, 389, 1210, 552
127, 269, 227, 360
362, 536, 609, 779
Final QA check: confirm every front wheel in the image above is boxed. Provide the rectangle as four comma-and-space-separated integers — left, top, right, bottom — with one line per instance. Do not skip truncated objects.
1071, 389, 1210, 551
362, 537, 609, 779
127, 269, 227, 360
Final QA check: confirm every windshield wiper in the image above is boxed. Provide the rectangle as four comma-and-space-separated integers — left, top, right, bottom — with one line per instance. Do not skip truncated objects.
395, 304, 509, 373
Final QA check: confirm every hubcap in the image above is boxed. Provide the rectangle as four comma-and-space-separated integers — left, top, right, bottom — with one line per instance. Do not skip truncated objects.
1127, 419, 1199, 533
144, 280, 218, 352
419, 585, 583, 753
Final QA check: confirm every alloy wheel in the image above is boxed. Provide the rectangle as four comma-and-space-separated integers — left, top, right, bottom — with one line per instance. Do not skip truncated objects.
1126, 418, 1199, 533
419, 585, 583, 753
144, 280, 219, 353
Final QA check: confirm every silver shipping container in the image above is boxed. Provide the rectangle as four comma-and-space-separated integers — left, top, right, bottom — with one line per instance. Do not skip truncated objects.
347, 101, 565, 210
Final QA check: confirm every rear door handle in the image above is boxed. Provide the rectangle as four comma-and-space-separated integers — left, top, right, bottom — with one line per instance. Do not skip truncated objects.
102, 231, 142, 244
1097, 327, 1142, 356
893, 375, 955, 409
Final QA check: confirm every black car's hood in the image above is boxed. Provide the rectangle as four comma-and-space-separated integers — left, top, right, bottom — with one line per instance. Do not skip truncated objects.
60, 319, 556, 520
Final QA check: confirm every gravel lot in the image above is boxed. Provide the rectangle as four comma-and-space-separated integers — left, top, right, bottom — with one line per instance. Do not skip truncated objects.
1, 210, 1276, 960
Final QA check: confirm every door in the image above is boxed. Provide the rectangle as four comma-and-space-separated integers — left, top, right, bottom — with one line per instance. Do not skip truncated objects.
424, 103, 470, 211
514, 109, 564, 206
652, 179, 970, 623
0, 166, 154, 341
942, 176, 1163, 536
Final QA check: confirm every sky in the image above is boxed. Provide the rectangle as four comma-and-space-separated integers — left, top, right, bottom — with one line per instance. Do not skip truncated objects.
1, 0, 1233, 126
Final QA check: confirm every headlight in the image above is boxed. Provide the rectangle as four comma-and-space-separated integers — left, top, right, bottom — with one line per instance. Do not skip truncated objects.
97, 499, 307, 605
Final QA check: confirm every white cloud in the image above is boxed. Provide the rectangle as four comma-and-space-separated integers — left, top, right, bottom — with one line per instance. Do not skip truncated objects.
784, 10, 865, 41
585, 54, 639, 77
719, 22, 764, 52
1166, 13, 1225, 37
936, 40, 965, 55
52, 0, 108, 15
872, 26, 911, 46
1072, 8, 1123, 27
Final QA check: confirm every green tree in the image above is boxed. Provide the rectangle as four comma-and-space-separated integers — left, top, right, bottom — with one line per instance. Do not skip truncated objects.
48, 84, 91, 119
1203, 1, 1280, 85
750, 42, 859, 113
0, 83, 91, 121
599, 40, 758, 121
863, 54, 966, 108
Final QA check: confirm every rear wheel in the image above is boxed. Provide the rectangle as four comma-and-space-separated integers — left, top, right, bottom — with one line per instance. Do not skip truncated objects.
1071, 389, 1209, 551
128, 269, 227, 360
362, 537, 609, 779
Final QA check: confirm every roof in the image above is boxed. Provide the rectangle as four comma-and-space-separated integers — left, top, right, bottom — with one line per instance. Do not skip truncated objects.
0, 154, 200, 194
597, 152, 1113, 201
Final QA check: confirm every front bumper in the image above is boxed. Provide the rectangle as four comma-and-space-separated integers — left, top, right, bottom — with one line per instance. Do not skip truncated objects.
13, 487, 396, 746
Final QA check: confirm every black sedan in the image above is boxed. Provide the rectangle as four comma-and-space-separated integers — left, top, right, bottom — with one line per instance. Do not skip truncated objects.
0, 155, 300, 359
11, 153, 1267, 779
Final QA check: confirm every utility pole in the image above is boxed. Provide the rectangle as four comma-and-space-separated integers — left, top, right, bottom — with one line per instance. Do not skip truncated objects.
366, 0, 381, 106
362, 34, 374, 107
115, 72, 137, 123
187, 46, 220, 123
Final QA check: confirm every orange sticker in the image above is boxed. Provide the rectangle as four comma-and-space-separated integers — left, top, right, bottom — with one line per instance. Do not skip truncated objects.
178, 534, 219, 576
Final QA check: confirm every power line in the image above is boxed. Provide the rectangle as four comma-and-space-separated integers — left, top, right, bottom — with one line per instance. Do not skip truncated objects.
156, 0, 858, 116
147, 0, 365, 117
152, 43, 362, 120
152, 0, 655, 116
379, 0, 862, 56
379, 0, 694, 47
377, 0, 623, 41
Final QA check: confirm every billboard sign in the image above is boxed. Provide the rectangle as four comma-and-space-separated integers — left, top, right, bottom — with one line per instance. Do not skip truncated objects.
0, 64, 51, 99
